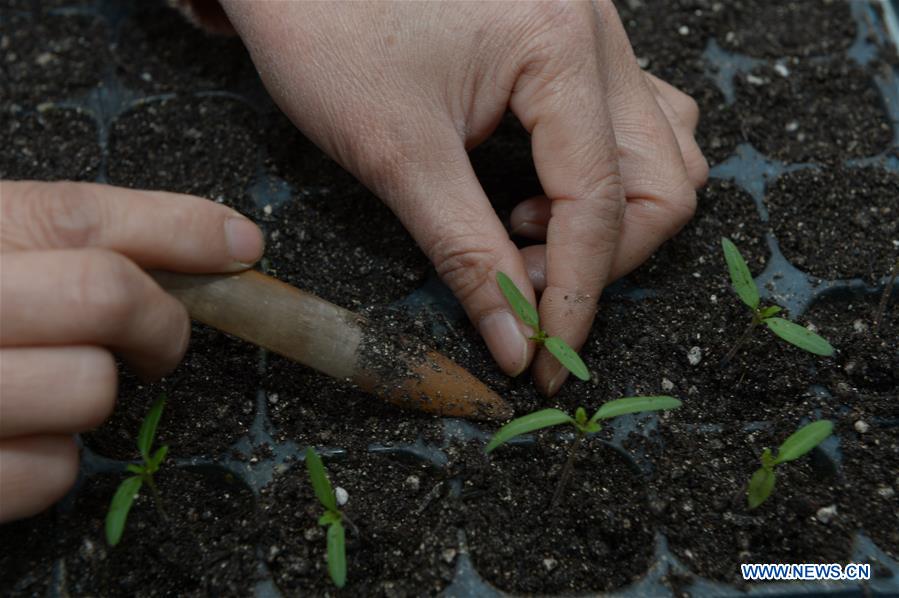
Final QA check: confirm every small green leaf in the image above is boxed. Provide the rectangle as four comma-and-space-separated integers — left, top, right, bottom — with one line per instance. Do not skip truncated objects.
125, 464, 144, 475
575, 407, 587, 425
747, 467, 776, 509
758, 305, 783, 319
583, 421, 601, 434
764, 318, 834, 356
722, 237, 760, 310
591, 396, 682, 423
149, 445, 169, 471
319, 511, 341, 526
485, 408, 574, 453
760, 447, 775, 470
138, 396, 166, 462
496, 271, 540, 329
545, 337, 590, 381
105, 476, 143, 546
327, 520, 347, 588
774, 420, 834, 465
305, 447, 337, 512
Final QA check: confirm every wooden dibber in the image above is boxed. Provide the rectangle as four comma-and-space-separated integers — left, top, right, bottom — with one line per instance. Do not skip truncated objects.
152, 270, 512, 421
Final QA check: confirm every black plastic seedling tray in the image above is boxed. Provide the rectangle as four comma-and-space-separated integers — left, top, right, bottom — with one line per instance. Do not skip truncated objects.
1, 0, 898, 596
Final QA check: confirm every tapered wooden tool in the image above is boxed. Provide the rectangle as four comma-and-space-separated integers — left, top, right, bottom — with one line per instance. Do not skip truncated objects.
152, 270, 512, 421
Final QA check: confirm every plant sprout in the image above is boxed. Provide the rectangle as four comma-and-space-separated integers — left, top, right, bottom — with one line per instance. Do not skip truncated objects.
721, 238, 834, 362
486, 396, 681, 506
747, 419, 834, 509
496, 271, 589, 381
105, 396, 170, 546
305, 447, 347, 589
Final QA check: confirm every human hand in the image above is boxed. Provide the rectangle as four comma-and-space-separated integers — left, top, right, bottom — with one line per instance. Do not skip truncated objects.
222, 0, 707, 394
0, 181, 264, 522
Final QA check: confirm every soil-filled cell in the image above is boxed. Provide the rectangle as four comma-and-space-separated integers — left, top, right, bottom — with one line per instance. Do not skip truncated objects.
766, 167, 899, 283
113, 5, 255, 93
808, 292, 898, 397
1, 106, 100, 180
61, 467, 259, 597
0, 13, 109, 105
83, 324, 258, 460
260, 451, 455, 596
107, 95, 258, 210
459, 439, 655, 594
734, 60, 893, 164
640, 422, 853, 585
714, 0, 856, 58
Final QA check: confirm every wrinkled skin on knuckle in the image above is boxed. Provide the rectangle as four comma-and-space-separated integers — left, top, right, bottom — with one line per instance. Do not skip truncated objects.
71, 249, 141, 338
429, 232, 505, 307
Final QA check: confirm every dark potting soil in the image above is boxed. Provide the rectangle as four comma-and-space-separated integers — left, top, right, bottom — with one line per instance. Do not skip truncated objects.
83, 324, 258, 460
808, 291, 898, 397
637, 421, 853, 586
733, 60, 893, 164
766, 166, 899, 283
60, 467, 259, 597
0, 12, 109, 105
1, 106, 101, 181
113, 5, 256, 94
0, 510, 58, 596
453, 438, 655, 594
260, 451, 455, 596
107, 95, 259, 211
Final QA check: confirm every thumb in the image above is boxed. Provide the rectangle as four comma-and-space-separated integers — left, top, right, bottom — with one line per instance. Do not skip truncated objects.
381, 140, 536, 377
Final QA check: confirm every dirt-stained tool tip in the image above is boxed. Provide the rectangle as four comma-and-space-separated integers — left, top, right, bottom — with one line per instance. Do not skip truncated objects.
153, 269, 512, 421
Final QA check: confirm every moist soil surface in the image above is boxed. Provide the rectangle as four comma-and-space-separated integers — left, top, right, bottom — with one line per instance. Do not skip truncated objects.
1, 0, 898, 595
260, 451, 456, 596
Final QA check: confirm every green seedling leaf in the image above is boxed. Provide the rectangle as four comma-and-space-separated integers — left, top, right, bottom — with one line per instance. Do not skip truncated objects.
138, 396, 166, 462
722, 237, 760, 310
747, 467, 776, 509
582, 420, 601, 434
591, 396, 682, 423
760, 448, 775, 470
758, 305, 783, 319
125, 464, 144, 475
764, 317, 834, 356
485, 408, 574, 453
305, 447, 337, 512
319, 511, 341, 526
105, 475, 143, 546
774, 420, 834, 465
327, 520, 347, 588
545, 336, 590, 381
575, 407, 588, 425
496, 271, 540, 329
149, 445, 169, 470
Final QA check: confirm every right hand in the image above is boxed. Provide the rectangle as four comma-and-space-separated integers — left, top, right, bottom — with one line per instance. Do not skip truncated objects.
0, 180, 264, 522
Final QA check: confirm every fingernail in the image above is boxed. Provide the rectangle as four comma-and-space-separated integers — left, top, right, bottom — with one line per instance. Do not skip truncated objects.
510, 221, 547, 239
545, 367, 569, 397
224, 217, 264, 266
480, 311, 529, 376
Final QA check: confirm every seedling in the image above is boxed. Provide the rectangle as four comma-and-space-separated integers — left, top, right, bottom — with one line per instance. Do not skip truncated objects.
496, 271, 589, 380
721, 238, 834, 363
305, 447, 347, 589
747, 419, 833, 509
105, 396, 170, 546
485, 396, 681, 507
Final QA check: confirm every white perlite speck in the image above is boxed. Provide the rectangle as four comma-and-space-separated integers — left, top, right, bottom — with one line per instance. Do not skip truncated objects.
746, 74, 766, 86
774, 63, 790, 77
543, 558, 558, 571
854, 420, 870, 434
335, 487, 348, 506
687, 346, 703, 366
662, 378, 675, 391
816, 505, 837, 524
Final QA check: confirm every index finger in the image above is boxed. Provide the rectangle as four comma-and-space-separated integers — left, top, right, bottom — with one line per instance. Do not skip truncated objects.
0, 181, 264, 272
510, 28, 624, 396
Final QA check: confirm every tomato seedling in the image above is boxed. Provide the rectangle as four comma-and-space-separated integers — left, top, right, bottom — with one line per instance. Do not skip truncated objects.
305, 447, 347, 589
496, 271, 589, 380
486, 396, 682, 506
721, 238, 834, 363
105, 395, 170, 546
747, 419, 834, 509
